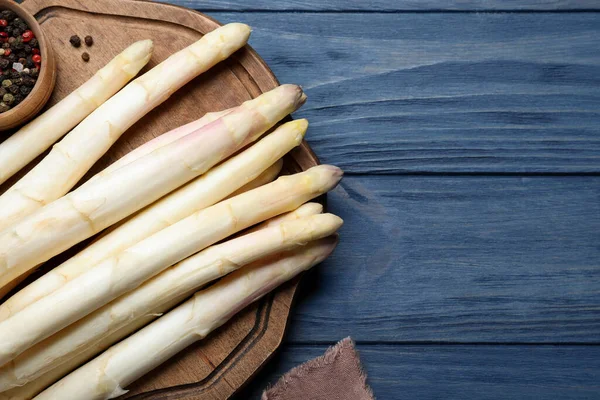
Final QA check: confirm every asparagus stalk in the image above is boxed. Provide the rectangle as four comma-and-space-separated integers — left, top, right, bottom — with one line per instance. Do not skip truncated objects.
248, 201, 324, 233
33, 236, 338, 400
0, 23, 251, 231
0, 213, 342, 391
0, 202, 327, 400
95, 108, 231, 178
0, 118, 305, 321
0, 165, 342, 366
0, 84, 306, 296
0, 40, 154, 186
227, 158, 283, 198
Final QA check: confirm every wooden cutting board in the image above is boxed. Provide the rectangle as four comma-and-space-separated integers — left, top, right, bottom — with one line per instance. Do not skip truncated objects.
4, 0, 320, 398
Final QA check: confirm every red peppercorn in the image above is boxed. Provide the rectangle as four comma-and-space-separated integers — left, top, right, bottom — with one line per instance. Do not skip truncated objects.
32, 54, 41, 64
22, 30, 34, 43
0, 32, 7, 39
32, 48, 40, 55
0, 20, 7, 28
3, 49, 9, 56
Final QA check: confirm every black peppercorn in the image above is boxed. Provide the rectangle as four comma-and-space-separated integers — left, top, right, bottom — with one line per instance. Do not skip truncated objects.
17, 51, 26, 59
0, 102, 8, 113
1, 10, 15, 21
14, 93, 24, 104
9, 70, 19, 79
22, 76, 35, 86
84, 35, 93, 46
29, 38, 38, 47
7, 53, 16, 62
0, 87, 6, 97
69, 35, 81, 48
0, 58, 8, 69
13, 77, 22, 86
19, 85, 30, 96
8, 84, 18, 95
23, 45, 31, 54
82, 52, 90, 62
25, 58, 34, 68
2, 43, 9, 49
11, 28, 22, 37
13, 42, 24, 51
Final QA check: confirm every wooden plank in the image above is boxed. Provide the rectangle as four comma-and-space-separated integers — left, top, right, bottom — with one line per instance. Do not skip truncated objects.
162, 0, 600, 11
283, 176, 600, 343
208, 12, 600, 173
234, 344, 600, 399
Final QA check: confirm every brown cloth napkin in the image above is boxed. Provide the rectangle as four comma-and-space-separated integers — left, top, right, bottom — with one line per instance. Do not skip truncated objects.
262, 338, 375, 400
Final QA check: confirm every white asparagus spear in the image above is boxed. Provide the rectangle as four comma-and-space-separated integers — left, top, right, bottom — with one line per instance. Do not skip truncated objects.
33, 236, 338, 400
0, 84, 306, 295
0, 165, 342, 366
227, 158, 283, 198
248, 201, 323, 233
0, 213, 342, 391
0, 201, 327, 400
0, 23, 251, 231
95, 109, 231, 178
0, 40, 154, 186
0, 119, 304, 321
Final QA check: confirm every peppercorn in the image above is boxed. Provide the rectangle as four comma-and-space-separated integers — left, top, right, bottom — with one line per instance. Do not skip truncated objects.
12, 77, 22, 85
22, 76, 35, 86
32, 54, 41, 64
3, 93, 14, 105
7, 53, 15, 62
11, 28, 22, 37
29, 38, 38, 47
84, 35, 93, 46
23, 45, 31, 54
22, 68, 29, 75
0, 87, 6, 97
21, 30, 33, 42
0, 102, 8, 113
25, 58, 34, 68
19, 85, 30, 96
69, 35, 81, 48
14, 93, 23, 104
0, 32, 7, 40
3, 48, 10, 56
81, 52, 90, 62
0, 11, 15, 21
9, 70, 19, 79
0, 58, 8, 69
13, 41, 24, 51
2, 42, 9, 49
30, 68, 38, 78
8, 84, 18, 95
1, 79, 11, 87
7, 36, 14, 44
0, 19, 7, 28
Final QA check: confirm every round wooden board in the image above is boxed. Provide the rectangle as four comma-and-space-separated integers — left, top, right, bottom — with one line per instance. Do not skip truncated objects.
1, 0, 320, 398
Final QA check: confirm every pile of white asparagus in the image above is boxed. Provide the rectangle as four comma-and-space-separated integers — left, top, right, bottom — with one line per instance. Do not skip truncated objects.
0, 23, 343, 400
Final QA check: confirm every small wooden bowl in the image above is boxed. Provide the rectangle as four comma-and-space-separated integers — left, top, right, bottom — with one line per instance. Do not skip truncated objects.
0, 0, 56, 131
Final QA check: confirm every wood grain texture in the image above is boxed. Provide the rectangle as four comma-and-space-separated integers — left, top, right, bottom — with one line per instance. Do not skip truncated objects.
234, 344, 600, 400
3, 0, 320, 398
207, 12, 600, 173
283, 176, 600, 343
159, 0, 600, 11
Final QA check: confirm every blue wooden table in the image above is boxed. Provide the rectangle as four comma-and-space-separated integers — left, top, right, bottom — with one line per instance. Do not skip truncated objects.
166, 1, 600, 398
